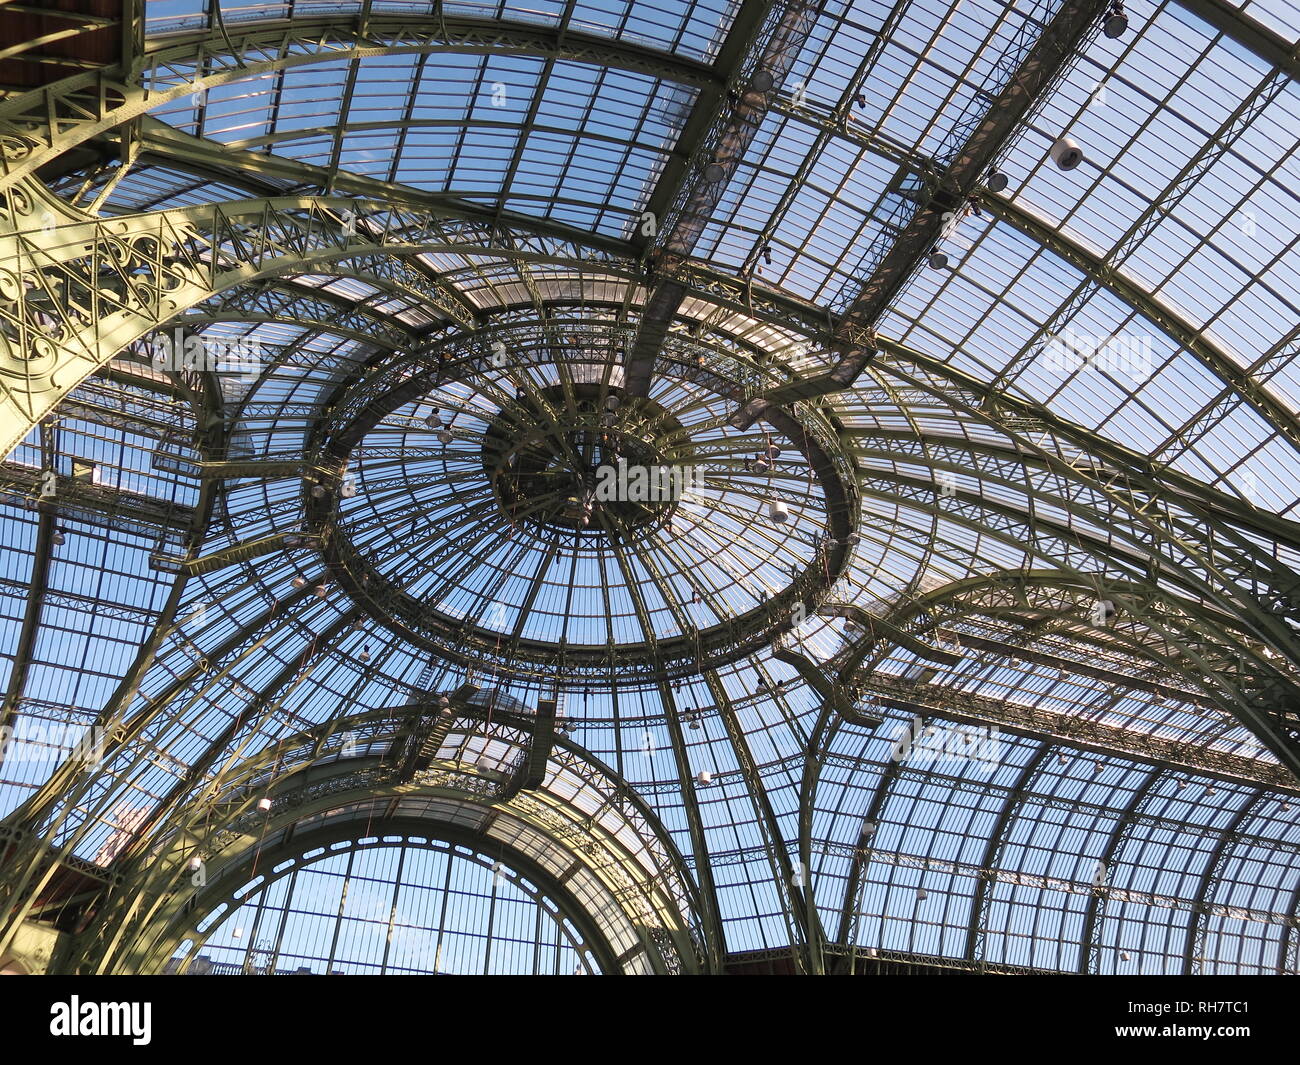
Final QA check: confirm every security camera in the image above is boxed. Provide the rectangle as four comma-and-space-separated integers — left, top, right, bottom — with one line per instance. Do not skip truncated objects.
1050, 135, 1084, 171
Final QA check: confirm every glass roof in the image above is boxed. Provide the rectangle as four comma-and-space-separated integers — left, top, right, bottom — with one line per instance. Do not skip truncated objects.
1, 0, 1299, 975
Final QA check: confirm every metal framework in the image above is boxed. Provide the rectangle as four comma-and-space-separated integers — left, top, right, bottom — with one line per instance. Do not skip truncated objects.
1, 0, 1299, 976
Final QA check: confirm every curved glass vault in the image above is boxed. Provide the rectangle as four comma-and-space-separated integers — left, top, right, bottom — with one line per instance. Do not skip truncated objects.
175, 837, 604, 976
0, 0, 1298, 976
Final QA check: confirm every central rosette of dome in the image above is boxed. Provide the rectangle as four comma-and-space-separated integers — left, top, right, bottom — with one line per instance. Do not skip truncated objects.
482, 383, 693, 541
309, 324, 862, 688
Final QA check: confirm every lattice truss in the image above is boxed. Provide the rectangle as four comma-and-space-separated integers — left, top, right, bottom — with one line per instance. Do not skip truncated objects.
0, 0, 1298, 975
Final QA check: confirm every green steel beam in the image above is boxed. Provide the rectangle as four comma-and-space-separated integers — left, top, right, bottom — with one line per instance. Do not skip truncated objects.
625, 1, 808, 396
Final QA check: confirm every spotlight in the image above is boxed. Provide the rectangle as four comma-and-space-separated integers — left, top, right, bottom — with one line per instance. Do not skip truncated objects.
1050, 134, 1084, 171
1103, 4, 1128, 38
855, 92, 867, 109
928, 249, 949, 270
750, 70, 774, 93
438, 428, 454, 445
986, 169, 1009, 193
256, 797, 272, 812
292, 576, 307, 589
52, 528, 65, 546
703, 161, 727, 183
313, 583, 329, 598
696, 770, 713, 785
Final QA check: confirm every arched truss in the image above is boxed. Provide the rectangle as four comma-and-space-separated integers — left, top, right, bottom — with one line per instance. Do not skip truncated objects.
800, 570, 1300, 973
165, 829, 614, 976
65, 693, 708, 975
1, 0, 1299, 974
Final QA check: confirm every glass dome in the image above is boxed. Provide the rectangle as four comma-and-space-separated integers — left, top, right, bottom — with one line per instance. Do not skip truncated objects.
0, 0, 1297, 977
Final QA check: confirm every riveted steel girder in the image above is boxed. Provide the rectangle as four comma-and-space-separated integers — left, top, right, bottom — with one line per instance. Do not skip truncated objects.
860, 673, 1296, 792
0, 180, 577, 458
783, 0, 1112, 401
625, 1, 811, 397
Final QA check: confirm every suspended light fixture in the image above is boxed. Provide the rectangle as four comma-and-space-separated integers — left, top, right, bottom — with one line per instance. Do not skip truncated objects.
292, 576, 308, 589
917, 887, 928, 901
750, 69, 774, 93
769, 500, 790, 523
256, 797, 272, 812
855, 92, 867, 109
1103, 2, 1128, 38
703, 161, 727, 183
310, 484, 328, 499
986, 169, 1009, 193
52, 528, 65, 546
313, 583, 329, 598
696, 770, 713, 785
1120, 951, 1131, 962
1050, 134, 1084, 171
927, 247, 949, 270
438, 428, 454, 445
358, 647, 371, 663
